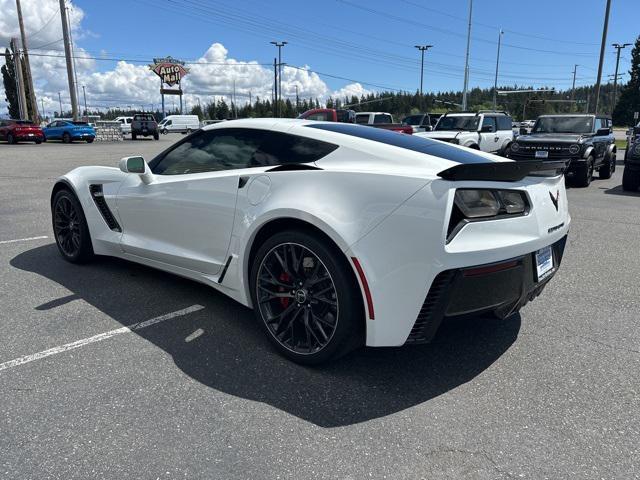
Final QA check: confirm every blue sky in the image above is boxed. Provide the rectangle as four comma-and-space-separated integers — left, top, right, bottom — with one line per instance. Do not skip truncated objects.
74, 0, 638, 94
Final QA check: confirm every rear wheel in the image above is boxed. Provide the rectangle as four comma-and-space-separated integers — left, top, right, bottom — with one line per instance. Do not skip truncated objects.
86, 138, 94, 143
7, 133, 15, 144
35, 139, 42, 144
52, 189, 94, 263
153, 132, 159, 140
62, 132, 71, 144
622, 167, 640, 191
250, 230, 364, 364
132, 133, 137, 140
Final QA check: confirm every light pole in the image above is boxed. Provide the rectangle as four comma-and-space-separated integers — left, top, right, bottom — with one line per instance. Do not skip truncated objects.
492, 29, 503, 110
82, 85, 87, 119
593, 0, 612, 114
414, 45, 433, 96
611, 42, 631, 113
462, 0, 473, 110
58, 91, 62, 117
270, 41, 287, 117
571, 64, 579, 112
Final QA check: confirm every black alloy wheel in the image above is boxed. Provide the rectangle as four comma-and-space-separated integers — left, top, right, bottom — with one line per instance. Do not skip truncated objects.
52, 190, 94, 263
250, 230, 364, 364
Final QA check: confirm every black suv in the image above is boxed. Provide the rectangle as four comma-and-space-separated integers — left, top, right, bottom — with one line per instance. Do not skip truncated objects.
131, 113, 159, 140
509, 114, 616, 187
623, 126, 640, 191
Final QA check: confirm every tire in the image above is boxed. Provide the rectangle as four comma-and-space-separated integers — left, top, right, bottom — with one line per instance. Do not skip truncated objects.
249, 229, 364, 365
51, 189, 94, 264
186, 128, 192, 134
62, 132, 71, 144
86, 138, 94, 143
7, 133, 15, 144
622, 167, 640, 192
132, 133, 137, 140
35, 140, 42, 144
153, 132, 159, 140
574, 156, 594, 187
599, 151, 615, 179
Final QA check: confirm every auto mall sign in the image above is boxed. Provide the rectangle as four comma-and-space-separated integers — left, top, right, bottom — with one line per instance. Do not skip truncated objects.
149, 56, 189, 86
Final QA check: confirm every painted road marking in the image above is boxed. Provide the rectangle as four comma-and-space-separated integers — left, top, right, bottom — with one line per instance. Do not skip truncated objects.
0, 305, 204, 372
0, 235, 49, 245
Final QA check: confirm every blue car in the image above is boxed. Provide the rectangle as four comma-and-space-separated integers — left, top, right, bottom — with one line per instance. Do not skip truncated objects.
43, 120, 96, 143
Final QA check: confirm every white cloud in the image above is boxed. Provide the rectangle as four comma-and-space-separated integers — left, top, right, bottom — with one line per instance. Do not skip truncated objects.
0, 2, 376, 117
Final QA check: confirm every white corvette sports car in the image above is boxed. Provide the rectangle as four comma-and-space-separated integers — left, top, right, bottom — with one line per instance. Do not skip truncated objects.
51, 119, 570, 364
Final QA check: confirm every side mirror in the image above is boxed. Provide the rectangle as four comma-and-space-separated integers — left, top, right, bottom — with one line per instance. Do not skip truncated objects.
596, 128, 610, 136
119, 156, 154, 184
481, 125, 494, 133
424, 125, 433, 131
519, 127, 528, 135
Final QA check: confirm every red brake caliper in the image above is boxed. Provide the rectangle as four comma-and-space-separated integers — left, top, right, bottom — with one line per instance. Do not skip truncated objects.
279, 272, 291, 308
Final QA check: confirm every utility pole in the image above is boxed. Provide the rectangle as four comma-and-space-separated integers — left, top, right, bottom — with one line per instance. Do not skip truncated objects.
58, 91, 62, 117
67, 5, 80, 112
414, 45, 433, 96
492, 29, 503, 110
41, 97, 45, 121
16, 0, 38, 122
295, 84, 299, 114
82, 85, 87, 119
593, 0, 612, 115
462, 0, 473, 110
270, 41, 287, 117
59, 0, 79, 120
571, 64, 578, 102
611, 42, 631, 113
11, 39, 28, 120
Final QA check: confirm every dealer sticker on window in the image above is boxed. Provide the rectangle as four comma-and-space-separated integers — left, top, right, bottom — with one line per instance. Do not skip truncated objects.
535, 245, 554, 281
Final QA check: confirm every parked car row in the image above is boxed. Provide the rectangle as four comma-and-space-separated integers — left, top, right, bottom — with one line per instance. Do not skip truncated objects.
297, 108, 413, 133
0, 119, 95, 144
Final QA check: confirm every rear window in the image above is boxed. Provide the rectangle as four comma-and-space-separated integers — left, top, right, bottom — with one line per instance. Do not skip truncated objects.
72, 122, 88, 125
306, 123, 489, 164
134, 114, 155, 121
373, 114, 392, 124
355, 114, 369, 124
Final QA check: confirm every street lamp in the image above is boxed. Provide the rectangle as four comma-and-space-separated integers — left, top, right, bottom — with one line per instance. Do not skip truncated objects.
414, 45, 433, 96
270, 41, 287, 117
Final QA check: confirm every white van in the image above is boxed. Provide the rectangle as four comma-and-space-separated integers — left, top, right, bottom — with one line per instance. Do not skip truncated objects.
158, 115, 200, 134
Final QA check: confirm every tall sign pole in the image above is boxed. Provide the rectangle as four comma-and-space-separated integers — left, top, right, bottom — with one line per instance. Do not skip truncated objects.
462, 0, 473, 110
492, 29, 503, 110
16, 0, 38, 122
59, 0, 78, 120
593, 0, 612, 115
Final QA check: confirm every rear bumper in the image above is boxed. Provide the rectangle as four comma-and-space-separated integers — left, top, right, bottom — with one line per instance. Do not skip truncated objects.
405, 235, 567, 344
15, 133, 44, 141
72, 133, 95, 140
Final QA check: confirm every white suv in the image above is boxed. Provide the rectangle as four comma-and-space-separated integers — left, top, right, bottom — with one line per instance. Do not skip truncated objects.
416, 111, 514, 156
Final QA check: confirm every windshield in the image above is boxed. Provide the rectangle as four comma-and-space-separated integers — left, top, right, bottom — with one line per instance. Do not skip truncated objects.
533, 116, 593, 134
402, 115, 423, 126
435, 115, 479, 131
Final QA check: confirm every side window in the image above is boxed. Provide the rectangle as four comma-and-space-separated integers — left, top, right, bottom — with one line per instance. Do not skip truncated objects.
166, 120, 172, 126
306, 112, 329, 121
373, 114, 392, 124
481, 116, 496, 132
355, 114, 369, 124
251, 132, 338, 167
497, 116, 512, 131
595, 118, 604, 131
150, 129, 265, 175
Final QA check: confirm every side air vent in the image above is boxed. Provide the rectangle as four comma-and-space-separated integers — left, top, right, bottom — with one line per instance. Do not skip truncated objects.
89, 184, 121, 232
405, 270, 455, 344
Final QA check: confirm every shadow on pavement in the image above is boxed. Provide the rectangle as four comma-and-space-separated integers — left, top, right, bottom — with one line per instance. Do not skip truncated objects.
602, 185, 640, 197
11, 244, 520, 428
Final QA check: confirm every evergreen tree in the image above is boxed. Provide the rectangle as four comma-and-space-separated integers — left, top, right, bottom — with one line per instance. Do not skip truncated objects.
613, 36, 640, 126
2, 48, 19, 119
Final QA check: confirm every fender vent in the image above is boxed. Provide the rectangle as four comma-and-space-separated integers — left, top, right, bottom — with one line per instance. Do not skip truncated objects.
89, 184, 121, 232
405, 270, 455, 344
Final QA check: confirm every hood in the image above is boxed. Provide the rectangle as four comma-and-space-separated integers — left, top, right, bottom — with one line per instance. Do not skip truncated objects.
517, 133, 584, 143
415, 130, 460, 140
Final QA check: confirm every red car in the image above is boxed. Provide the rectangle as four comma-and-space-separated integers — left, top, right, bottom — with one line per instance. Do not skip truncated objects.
0, 119, 45, 144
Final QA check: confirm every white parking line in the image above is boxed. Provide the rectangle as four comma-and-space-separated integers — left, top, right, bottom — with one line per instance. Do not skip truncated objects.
0, 304, 204, 373
0, 235, 49, 245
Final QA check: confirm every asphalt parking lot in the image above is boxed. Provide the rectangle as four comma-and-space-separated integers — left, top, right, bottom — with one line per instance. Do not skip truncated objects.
1, 137, 639, 479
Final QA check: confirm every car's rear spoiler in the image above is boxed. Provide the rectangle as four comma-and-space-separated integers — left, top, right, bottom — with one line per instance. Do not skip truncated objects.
437, 160, 567, 182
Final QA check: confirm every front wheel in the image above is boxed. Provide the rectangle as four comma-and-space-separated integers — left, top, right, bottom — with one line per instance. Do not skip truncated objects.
622, 167, 640, 192
250, 230, 364, 364
153, 132, 159, 140
599, 151, 615, 179
574, 156, 594, 187
62, 132, 71, 143
52, 189, 94, 263
7, 133, 15, 144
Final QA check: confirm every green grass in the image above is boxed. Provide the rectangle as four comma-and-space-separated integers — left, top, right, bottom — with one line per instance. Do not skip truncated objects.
615, 139, 627, 150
